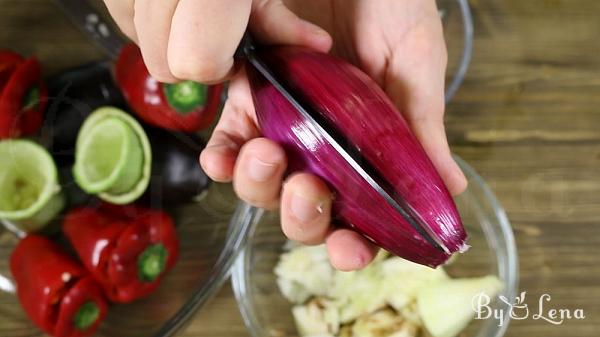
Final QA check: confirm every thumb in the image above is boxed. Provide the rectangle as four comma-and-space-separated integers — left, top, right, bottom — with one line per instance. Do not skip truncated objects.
249, 0, 332, 52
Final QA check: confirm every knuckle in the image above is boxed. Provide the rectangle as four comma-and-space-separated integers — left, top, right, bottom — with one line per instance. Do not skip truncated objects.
252, 0, 276, 13
242, 139, 287, 167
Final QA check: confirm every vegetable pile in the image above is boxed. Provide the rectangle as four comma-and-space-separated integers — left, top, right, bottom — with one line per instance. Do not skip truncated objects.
0, 47, 217, 337
275, 244, 503, 337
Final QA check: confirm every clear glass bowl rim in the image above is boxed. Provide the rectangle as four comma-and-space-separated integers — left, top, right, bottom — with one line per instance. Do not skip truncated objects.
231, 156, 519, 337
151, 202, 260, 337
444, 0, 474, 103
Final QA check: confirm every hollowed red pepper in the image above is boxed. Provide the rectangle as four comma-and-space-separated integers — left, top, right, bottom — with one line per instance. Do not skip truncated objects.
63, 204, 179, 303
0, 51, 23, 91
10, 235, 108, 337
0, 52, 47, 138
115, 43, 223, 132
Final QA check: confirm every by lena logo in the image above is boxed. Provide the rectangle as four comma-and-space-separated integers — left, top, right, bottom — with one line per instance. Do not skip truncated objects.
472, 291, 586, 326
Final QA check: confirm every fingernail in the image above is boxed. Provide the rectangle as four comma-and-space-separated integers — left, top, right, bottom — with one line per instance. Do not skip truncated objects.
290, 193, 323, 223
248, 157, 278, 182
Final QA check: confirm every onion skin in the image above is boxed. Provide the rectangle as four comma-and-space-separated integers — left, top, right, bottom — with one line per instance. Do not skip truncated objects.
247, 47, 466, 267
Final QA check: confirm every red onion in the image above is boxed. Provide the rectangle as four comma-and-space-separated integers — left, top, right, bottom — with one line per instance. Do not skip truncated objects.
248, 47, 466, 267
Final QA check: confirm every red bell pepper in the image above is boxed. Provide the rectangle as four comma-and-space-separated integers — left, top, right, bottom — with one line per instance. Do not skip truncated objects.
10, 235, 108, 337
0, 50, 23, 91
115, 43, 223, 132
63, 204, 179, 303
0, 53, 47, 139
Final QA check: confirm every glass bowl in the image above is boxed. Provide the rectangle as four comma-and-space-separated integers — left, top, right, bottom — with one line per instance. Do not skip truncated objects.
441, 0, 474, 102
231, 156, 518, 337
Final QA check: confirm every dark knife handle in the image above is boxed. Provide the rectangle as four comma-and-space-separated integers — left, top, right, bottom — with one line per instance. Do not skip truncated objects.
53, 0, 126, 60
234, 32, 257, 59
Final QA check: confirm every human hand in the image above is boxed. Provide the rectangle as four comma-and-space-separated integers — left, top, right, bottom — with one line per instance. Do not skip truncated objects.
105, 0, 467, 271
102, 0, 331, 83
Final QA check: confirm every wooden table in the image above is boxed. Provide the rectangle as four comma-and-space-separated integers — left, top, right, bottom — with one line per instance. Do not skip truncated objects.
1, 0, 599, 336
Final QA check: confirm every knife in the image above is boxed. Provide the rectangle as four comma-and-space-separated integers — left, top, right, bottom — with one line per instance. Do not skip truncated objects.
238, 34, 448, 253
53, 0, 125, 60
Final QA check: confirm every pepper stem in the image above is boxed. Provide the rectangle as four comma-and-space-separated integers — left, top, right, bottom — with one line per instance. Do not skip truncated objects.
22, 86, 40, 111
138, 244, 168, 282
73, 302, 100, 331
162, 81, 206, 114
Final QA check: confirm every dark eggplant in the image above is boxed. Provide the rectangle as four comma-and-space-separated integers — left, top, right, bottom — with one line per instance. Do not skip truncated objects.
40, 62, 210, 207
40, 62, 126, 165
141, 126, 210, 206
57, 120, 210, 208
58, 164, 100, 208
41, 62, 125, 208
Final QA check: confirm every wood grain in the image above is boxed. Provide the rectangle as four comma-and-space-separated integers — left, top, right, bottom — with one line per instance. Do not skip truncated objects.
1, 0, 599, 336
